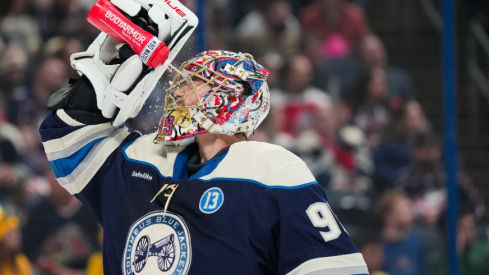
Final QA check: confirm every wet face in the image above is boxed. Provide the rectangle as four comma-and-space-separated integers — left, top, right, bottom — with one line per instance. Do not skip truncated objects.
171, 78, 212, 107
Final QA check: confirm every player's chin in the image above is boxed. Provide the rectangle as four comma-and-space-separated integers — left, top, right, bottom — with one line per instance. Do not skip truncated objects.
181, 100, 198, 107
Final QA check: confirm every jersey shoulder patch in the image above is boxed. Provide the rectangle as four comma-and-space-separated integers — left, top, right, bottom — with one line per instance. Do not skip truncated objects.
199, 141, 316, 188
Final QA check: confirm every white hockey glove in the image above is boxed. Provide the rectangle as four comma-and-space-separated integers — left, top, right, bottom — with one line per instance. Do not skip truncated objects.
70, 32, 122, 111
94, 0, 198, 126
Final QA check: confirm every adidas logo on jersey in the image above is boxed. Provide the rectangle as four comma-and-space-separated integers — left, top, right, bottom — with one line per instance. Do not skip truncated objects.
131, 171, 153, 180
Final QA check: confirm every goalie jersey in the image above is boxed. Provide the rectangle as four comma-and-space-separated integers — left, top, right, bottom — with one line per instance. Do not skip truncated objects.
40, 110, 368, 275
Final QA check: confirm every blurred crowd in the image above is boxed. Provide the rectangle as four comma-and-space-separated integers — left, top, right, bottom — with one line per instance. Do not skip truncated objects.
0, 0, 488, 274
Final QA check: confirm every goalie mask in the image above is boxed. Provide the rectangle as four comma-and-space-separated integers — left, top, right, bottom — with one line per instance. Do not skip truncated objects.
155, 51, 270, 145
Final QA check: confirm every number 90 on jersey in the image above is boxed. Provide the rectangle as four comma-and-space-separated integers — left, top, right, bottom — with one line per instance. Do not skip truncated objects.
306, 202, 342, 243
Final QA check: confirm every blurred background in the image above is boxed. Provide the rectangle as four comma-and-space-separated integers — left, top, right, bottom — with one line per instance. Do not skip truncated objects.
0, 0, 488, 274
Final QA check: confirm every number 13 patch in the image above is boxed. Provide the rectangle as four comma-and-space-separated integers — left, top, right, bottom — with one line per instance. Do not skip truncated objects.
199, 187, 224, 214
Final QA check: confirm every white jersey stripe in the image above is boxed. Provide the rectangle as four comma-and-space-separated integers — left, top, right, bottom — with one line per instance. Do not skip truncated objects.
46, 127, 119, 161
286, 253, 368, 275
43, 111, 115, 154
305, 266, 369, 275
57, 127, 130, 194
56, 109, 85, 126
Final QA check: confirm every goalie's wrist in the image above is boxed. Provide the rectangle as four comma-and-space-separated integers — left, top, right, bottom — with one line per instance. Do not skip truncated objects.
64, 109, 110, 125
48, 75, 98, 111
47, 75, 110, 125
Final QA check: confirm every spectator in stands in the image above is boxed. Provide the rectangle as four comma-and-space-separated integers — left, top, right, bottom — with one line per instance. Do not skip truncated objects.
0, 82, 34, 212
295, 99, 374, 210
19, 122, 50, 176
373, 100, 432, 191
352, 66, 393, 149
2, 57, 66, 178
314, 33, 362, 100
22, 170, 99, 275
50, 0, 89, 38
257, 52, 285, 89
247, 105, 299, 151
0, 121, 25, 158
204, 0, 233, 50
271, 54, 332, 138
429, 208, 489, 275
301, 32, 325, 70
396, 133, 485, 226
0, 203, 32, 275
359, 34, 416, 100
300, 0, 370, 51
300, 0, 369, 98
42, 36, 84, 79
0, 135, 30, 216
0, 0, 41, 56
235, 0, 301, 58
12, 57, 67, 126
29, 0, 56, 40
28, 0, 97, 45
85, 229, 103, 275
355, 229, 388, 275
404, 100, 431, 137
377, 190, 428, 275
0, 46, 30, 124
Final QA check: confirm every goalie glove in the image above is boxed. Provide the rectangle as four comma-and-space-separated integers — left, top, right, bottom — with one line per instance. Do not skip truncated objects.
70, 32, 123, 111
89, 0, 199, 126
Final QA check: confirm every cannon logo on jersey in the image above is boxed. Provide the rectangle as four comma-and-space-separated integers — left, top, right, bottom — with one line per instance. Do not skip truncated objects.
199, 187, 224, 214
123, 211, 191, 275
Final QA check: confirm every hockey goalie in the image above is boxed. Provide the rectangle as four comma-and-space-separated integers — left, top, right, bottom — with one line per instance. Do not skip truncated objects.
39, 0, 368, 274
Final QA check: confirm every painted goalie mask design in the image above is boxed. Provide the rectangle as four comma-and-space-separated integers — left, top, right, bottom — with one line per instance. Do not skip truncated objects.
155, 50, 270, 145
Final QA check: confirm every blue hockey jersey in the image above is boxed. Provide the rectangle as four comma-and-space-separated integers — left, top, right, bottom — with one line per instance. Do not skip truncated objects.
40, 110, 368, 275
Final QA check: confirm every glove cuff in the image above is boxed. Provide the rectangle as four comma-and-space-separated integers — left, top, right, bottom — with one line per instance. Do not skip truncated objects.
47, 76, 110, 125
64, 110, 111, 125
